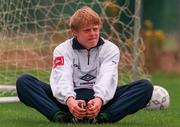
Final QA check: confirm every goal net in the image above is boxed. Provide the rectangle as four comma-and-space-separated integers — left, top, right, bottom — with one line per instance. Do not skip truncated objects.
0, 0, 147, 93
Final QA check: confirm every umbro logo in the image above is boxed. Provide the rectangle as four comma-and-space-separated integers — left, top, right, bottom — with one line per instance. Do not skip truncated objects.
80, 74, 96, 81
112, 61, 117, 64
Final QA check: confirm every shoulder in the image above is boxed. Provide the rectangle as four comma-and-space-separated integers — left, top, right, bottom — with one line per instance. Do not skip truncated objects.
100, 38, 120, 54
53, 38, 73, 56
54, 38, 73, 51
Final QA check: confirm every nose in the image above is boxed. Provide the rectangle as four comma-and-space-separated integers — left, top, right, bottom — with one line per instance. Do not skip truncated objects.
90, 29, 96, 35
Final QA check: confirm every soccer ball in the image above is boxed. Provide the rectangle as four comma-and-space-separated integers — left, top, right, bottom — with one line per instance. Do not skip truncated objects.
146, 85, 170, 110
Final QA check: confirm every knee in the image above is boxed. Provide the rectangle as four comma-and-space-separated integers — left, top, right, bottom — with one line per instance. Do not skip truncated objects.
16, 74, 32, 89
141, 79, 153, 90
140, 79, 153, 95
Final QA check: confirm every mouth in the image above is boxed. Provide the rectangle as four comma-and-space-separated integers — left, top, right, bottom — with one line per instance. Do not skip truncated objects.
88, 38, 97, 41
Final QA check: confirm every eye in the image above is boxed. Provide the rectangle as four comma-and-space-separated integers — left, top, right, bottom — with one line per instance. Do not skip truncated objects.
83, 29, 91, 32
85, 29, 90, 32
93, 28, 98, 31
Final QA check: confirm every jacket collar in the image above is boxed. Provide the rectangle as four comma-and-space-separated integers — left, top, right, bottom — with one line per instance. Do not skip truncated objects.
72, 37, 104, 49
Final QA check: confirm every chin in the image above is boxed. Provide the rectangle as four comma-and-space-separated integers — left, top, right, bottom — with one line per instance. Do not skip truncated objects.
90, 44, 98, 48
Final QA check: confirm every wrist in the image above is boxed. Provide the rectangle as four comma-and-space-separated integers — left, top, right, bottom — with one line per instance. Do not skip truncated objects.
66, 96, 74, 105
95, 96, 103, 105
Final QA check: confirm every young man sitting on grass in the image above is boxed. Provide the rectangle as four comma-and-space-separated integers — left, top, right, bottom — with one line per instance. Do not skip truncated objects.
16, 6, 153, 124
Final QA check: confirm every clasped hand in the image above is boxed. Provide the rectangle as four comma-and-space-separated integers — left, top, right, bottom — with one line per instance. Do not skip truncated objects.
66, 97, 103, 119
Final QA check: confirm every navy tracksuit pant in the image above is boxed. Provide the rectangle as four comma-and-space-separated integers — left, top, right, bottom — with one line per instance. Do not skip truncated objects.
16, 74, 153, 123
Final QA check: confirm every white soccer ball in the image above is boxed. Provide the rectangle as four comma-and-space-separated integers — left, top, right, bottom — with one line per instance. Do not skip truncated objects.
146, 85, 170, 110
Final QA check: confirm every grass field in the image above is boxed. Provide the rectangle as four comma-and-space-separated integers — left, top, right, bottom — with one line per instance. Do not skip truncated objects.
0, 72, 179, 127
0, 67, 50, 85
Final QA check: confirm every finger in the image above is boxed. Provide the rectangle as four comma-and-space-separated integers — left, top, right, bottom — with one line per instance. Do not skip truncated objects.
77, 100, 86, 104
87, 108, 99, 115
87, 100, 94, 106
86, 106, 99, 113
74, 109, 87, 119
78, 102, 86, 109
71, 109, 86, 119
72, 109, 86, 116
86, 107, 100, 118
77, 100, 86, 106
87, 103, 94, 110
75, 105, 86, 112
73, 106, 87, 116
86, 112, 98, 119
87, 104, 98, 111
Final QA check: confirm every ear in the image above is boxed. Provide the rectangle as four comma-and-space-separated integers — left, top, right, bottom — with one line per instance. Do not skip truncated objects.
72, 30, 79, 37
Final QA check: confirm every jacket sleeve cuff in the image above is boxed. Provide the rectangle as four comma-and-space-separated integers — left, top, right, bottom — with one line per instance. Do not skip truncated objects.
64, 94, 76, 105
94, 94, 107, 105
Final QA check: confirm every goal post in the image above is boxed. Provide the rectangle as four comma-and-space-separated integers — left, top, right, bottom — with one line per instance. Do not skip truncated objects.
0, 0, 147, 88
132, 0, 142, 80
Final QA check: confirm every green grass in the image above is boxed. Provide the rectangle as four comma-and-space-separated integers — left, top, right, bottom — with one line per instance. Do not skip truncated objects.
0, 67, 50, 85
0, 72, 179, 127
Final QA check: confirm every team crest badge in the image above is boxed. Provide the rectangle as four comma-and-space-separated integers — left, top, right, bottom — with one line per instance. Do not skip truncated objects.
53, 56, 64, 68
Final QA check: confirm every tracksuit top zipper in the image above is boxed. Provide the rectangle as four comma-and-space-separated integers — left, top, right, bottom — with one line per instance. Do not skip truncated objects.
72, 37, 105, 66
87, 49, 90, 65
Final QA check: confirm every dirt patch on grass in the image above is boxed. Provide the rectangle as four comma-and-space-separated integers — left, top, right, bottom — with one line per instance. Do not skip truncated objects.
0, 49, 52, 69
0, 49, 179, 72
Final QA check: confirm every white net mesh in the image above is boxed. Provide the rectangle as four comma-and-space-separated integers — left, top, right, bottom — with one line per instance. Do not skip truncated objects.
0, 0, 148, 85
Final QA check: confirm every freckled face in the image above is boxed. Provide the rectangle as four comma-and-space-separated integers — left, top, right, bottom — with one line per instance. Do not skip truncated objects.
73, 25, 100, 49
